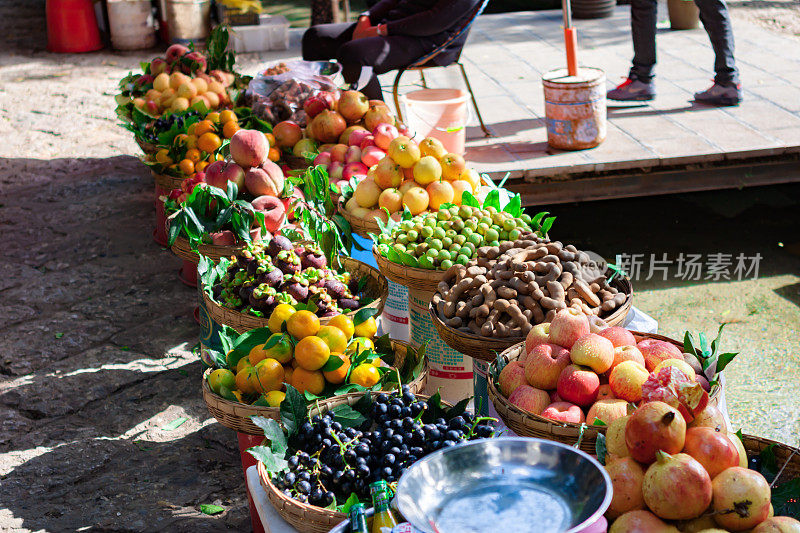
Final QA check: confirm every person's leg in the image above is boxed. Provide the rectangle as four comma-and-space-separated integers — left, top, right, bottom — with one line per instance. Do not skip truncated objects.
629, 0, 658, 82
302, 23, 356, 61
337, 35, 432, 100
694, 0, 739, 86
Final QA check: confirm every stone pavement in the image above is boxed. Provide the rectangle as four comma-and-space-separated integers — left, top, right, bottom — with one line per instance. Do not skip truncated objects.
0, 2, 799, 531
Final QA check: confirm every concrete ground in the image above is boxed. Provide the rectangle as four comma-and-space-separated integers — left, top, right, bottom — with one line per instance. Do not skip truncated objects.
0, 0, 798, 531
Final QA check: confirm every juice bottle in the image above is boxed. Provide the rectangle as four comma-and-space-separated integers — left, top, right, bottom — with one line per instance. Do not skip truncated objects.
369, 480, 398, 533
348, 503, 369, 533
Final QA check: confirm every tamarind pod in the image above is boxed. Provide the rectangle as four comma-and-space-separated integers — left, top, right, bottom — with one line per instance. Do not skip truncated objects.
437, 281, 451, 294
466, 266, 484, 278
522, 309, 533, 321
599, 290, 613, 302
468, 320, 482, 335
471, 293, 484, 307
573, 279, 601, 307
519, 295, 538, 312
456, 302, 472, 319
445, 317, 463, 328
499, 241, 515, 253
589, 282, 601, 293
544, 309, 557, 322
477, 257, 491, 268
540, 296, 561, 310
565, 244, 578, 253
612, 293, 626, 305
559, 271, 574, 290
558, 250, 577, 262
497, 286, 517, 300
546, 280, 565, 302
562, 261, 580, 275
533, 306, 545, 323
531, 287, 545, 300
545, 242, 563, 254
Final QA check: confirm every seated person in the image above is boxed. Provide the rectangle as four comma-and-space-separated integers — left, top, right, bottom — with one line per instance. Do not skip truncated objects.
302, 0, 480, 100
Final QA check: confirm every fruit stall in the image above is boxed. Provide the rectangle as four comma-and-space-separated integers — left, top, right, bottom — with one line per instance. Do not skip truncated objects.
114, 34, 800, 533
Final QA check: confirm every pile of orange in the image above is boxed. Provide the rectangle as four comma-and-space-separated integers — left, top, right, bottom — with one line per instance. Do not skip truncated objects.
207, 306, 381, 407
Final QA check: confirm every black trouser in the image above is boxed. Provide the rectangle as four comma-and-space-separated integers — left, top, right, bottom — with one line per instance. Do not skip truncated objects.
629, 0, 739, 85
302, 23, 438, 100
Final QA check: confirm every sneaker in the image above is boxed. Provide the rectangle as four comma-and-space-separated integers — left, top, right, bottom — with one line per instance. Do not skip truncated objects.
694, 83, 742, 106
607, 78, 656, 101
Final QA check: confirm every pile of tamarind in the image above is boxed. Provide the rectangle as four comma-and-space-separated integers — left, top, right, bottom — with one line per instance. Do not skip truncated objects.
431, 234, 627, 338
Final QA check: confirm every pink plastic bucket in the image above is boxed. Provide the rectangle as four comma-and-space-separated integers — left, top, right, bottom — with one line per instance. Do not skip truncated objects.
402, 88, 469, 155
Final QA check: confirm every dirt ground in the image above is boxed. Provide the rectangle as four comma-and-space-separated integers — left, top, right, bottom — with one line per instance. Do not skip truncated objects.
0, 0, 798, 532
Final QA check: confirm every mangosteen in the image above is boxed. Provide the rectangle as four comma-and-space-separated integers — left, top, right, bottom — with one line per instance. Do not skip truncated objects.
239, 281, 256, 303
322, 279, 346, 300
249, 284, 277, 311
247, 253, 271, 277
300, 250, 327, 270
338, 298, 360, 311
267, 235, 293, 258
212, 283, 224, 300
347, 277, 360, 295
283, 282, 309, 303
236, 248, 257, 271
275, 249, 301, 275
259, 265, 284, 288
275, 291, 298, 307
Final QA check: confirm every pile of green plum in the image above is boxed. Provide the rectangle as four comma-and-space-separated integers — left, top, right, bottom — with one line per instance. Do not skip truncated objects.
375, 205, 533, 270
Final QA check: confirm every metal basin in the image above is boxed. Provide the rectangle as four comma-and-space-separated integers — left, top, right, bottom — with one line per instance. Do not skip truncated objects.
395, 437, 612, 533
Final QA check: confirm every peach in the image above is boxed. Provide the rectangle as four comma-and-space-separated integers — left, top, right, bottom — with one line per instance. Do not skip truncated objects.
556, 364, 599, 407
210, 230, 236, 245
507, 385, 550, 415
498, 361, 527, 397
373, 123, 400, 150
272, 121, 302, 149
570, 333, 614, 374
608, 510, 679, 533
426, 180, 454, 210
150, 58, 169, 76
387, 136, 421, 168
654, 359, 696, 381
638, 339, 683, 372
402, 187, 429, 215
330, 144, 348, 163
599, 326, 637, 347
337, 90, 369, 121
524, 323, 551, 360
606, 415, 630, 459
378, 188, 403, 213
597, 383, 616, 400
524, 342, 571, 390
354, 179, 382, 208
586, 398, 629, 426
609, 345, 646, 373
419, 137, 447, 159
360, 145, 385, 168
374, 157, 403, 189
412, 155, 442, 185
440, 153, 466, 181
549, 308, 590, 349
230, 130, 269, 168
605, 457, 646, 519
540, 401, 585, 424
251, 195, 286, 233
609, 360, 649, 402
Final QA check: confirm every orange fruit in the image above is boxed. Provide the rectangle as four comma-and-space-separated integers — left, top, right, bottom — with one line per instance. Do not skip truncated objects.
317, 325, 349, 353
208, 369, 236, 394
178, 159, 194, 175
173, 133, 189, 146
236, 356, 253, 374
268, 147, 281, 162
254, 358, 284, 393
283, 365, 294, 384
349, 364, 380, 388
197, 132, 222, 153
326, 314, 355, 340
185, 135, 197, 149
194, 120, 216, 137
235, 365, 260, 395
292, 367, 325, 395
206, 111, 221, 124
155, 149, 172, 165
222, 120, 240, 139
286, 310, 321, 340
248, 343, 269, 365
323, 354, 350, 385
265, 133, 276, 146
346, 337, 374, 357
262, 333, 293, 364
186, 123, 197, 135
268, 304, 296, 334
185, 148, 201, 163
196, 160, 209, 172
354, 316, 377, 339
219, 110, 237, 124
294, 336, 330, 371
264, 390, 285, 407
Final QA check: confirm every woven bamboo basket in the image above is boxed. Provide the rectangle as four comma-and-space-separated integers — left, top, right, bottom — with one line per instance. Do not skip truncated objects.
489, 332, 722, 454
372, 246, 446, 293
742, 434, 800, 480
338, 201, 380, 239
136, 137, 159, 155
170, 235, 249, 265
428, 274, 634, 361
201, 341, 426, 435
152, 170, 185, 193
201, 257, 388, 333
259, 390, 447, 533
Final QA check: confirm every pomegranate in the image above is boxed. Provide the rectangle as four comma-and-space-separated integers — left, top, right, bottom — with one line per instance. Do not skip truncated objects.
230, 129, 269, 168
726, 432, 749, 468
625, 401, 686, 464
337, 90, 370, 121
753, 516, 800, 532
303, 91, 336, 119
712, 467, 772, 531
641, 366, 709, 423
608, 510, 679, 533
683, 427, 741, 478
310, 109, 347, 143
272, 121, 302, 148
605, 457, 645, 519
605, 415, 630, 460
642, 451, 712, 520
364, 104, 395, 131
689, 404, 726, 432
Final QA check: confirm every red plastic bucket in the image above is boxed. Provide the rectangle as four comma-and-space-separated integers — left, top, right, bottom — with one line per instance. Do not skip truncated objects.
46, 0, 103, 53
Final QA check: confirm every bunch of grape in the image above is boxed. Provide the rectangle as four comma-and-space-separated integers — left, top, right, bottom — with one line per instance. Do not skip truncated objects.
272, 386, 495, 505
146, 110, 202, 143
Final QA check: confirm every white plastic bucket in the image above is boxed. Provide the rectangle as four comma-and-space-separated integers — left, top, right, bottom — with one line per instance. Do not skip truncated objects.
107, 0, 156, 50
401, 88, 469, 155
382, 280, 410, 342
408, 287, 473, 404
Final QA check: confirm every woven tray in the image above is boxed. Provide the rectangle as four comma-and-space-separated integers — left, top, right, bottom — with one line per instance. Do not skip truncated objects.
170, 235, 249, 265
489, 332, 722, 454
338, 201, 380, 239
429, 274, 634, 361
372, 246, 446, 293
259, 390, 446, 533
201, 257, 388, 334
152, 170, 184, 193
742, 434, 800, 480
136, 137, 159, 155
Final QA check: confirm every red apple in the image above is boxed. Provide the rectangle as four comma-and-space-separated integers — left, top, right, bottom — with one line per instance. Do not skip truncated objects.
373, 123, 399, 150
570, 333, 614, 374
638, 338, 683, 372
347, 129, 371, 147
343, 162, 369, 180
361, 145, 385, 168
549, 308, 590, 349
328, 161, 344, 181
360, 135, 376, 150
329, 144, 348, 163
541, 402, 585, 424
344, 146, 362, 164
524, 343, 571, 390
313, 151, 332, 167
556, 364, 600, 407
599, 326, 637, 347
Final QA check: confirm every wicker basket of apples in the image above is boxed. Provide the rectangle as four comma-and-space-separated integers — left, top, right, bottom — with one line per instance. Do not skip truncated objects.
488, 312, 736, 454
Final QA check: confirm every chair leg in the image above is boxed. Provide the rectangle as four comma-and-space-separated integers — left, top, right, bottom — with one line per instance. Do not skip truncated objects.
457, 62, 490, 137
419, 70, 428, 89
393, 69, 405, 124
343, 0, 350, 21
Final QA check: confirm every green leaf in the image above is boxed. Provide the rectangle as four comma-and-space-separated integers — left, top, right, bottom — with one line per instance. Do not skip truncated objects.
502, 194, 522, 217
698, 332, 710, 356
710, 323, 726, 357
715, 352, 738, 373
336, 492, 361, 514
683, 331, 697, 356
279, 385, 307, 437
423, 391, 447, 423
353, 307, 377, 326
334, 383, 368, 395
330, 404, 367, 428
759, 444, 779, 478
461, 191, 480, 208
303, 390, 323, 401
199, 504, 225, 515
230, 327, 274, 361
321, 356, 344, 372
491, 353, 507, 384
592, 419, 608, 427
482, 189, 501, 210
771, 478, 800, 519
162, 417, 187, 431
247, 445, 288, 473
446, 398, 471, 421
595, 433, 607, 465
351, 393, 373, 418
54, 332, 64, 339
398, 249, 419, 267
540, 216, 556, 236
249, 417, 288, 455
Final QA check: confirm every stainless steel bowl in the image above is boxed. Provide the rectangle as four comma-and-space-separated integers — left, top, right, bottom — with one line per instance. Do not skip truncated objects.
395, 437, 612, 533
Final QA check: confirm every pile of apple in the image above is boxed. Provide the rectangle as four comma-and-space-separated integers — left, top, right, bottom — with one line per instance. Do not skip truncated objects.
129, 44, 235, 116
498, 308, 717, 429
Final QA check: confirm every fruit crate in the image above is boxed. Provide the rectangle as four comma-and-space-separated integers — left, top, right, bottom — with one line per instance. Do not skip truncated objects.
226, 16, 289, 53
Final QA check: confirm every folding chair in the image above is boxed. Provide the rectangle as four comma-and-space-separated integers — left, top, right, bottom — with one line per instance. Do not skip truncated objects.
391, 0, 491, 136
